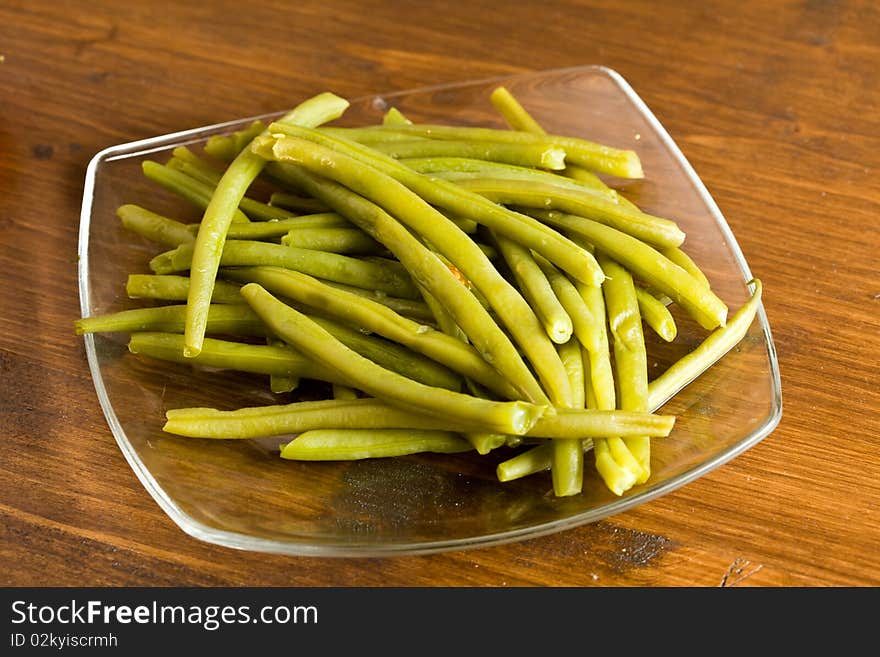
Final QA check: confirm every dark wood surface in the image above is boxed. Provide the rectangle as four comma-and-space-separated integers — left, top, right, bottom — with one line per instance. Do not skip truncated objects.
2, 0, 878, 587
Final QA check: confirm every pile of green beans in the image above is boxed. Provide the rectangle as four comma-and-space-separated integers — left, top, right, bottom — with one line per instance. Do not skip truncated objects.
76, 87, 763, 498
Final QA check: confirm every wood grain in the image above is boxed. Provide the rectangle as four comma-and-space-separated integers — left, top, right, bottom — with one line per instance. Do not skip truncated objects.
1, 0, 878, 587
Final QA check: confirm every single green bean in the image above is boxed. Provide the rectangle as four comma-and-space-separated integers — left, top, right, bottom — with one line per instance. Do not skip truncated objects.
220, 266, 521, 400
326, 123, 644, 179
117, 204, 194, 247
263, 122, 604, 287
635, 286, 677, 342
382, 107, 412, 126
149, 239, 420, 300
254, 154, 549, 405
281, 226, 384, 254
370, 139, 566, 170
526, 209, 729, 331
281, 429, 472, 461
162, 397, 675, 439
455, 178, 685, 249
75, 303, 265, 337
332, 384, 359, 400
319, 280, 436, 323
126, 274, 244, 304
185, 92, 349, 357
494, 235, 573, 344
660, 246, 711, 288
218, 212, 351, 240
268, 192, 330, 214
128, 331, 343, 383
255, 134, 573, 407
599, 253, 651, 483
551, 337, 586, 496
239, 283, 548, 435
648, 279, 763, 410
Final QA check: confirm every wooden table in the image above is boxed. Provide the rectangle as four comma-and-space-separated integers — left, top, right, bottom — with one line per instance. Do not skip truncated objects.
2, 0, 878, 587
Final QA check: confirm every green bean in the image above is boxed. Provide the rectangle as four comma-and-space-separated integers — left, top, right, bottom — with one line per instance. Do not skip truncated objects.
75, 303, 265, 337
117, 204, 194, 247
416, 282, 470, 343
551, 337, 586, 496
263, 122, 604, 287
494, 235, 573, 344
497, 441, 594, 483
599, 253, 651, 483
184, 92, 349, 358
281, 226, 383, 254
219, 212, 351, 240
239, 283, 548, 435
162, 397, 675, 439
307, 314, 463, 391
635, 286, 677, 342
254, 134, 573, 407
126, 274, 244, 304
281, 429, 472, 461
127, 332, 344, 383
149, 239, 421, 300
369, 139, 567, 170
268, 192, 330, 214
526, 209, 729, 331
326, 123, 644, 179
253, 151, 549, 405
463, 432, 508, 455
648, 279, 763, 411
660, 246, 711, 289
401, 157, 619, 201
141, 161, 250, 224
382, 107, 412, 126
220, 266, 520, 400
332, 384, 359, 400
455, 178, 685, 249
489, 86, 547, 135
203, 120, 266, 162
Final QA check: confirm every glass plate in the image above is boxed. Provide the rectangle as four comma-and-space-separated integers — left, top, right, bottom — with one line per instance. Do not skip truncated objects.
78, 65, 782, 557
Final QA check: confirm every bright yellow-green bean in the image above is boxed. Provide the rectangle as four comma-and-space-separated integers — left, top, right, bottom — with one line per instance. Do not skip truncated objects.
162, 397, 675, 439
660, 246, 711, 288
184, 92, 349, 358
635, 286, 677, 342
648, 279, 763, 410
203, 120, 266, 162
215, 212, 350, 240
263, 122, 604, 287
382, 107, 412, 126
268, 192, 330, 214
370, 139, 567, 170
117, 204, 195, 247
75, 303, 265, 337
268, 334, 299, 394
240, 283, 549, 435
126, 274, 244, 304
255, 134, 573, 407
252, 150, 549, 405
599, 253, 651, 483
281, 429, 472, 461
281, 226, 383, 254
149, 239, 420, 300
495, 235, 573, 345
526, 209, 729, 331
455, 178, 685, 249
551, 337, 586, 496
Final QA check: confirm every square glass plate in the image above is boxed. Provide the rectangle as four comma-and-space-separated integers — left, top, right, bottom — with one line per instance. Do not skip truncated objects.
78, 65, 782, 557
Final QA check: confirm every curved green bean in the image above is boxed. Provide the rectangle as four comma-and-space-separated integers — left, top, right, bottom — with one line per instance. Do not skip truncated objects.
184, 92, 349, 357
149, 239, 420, 300
239, 283, 549, 435
635, 286, 677, 342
